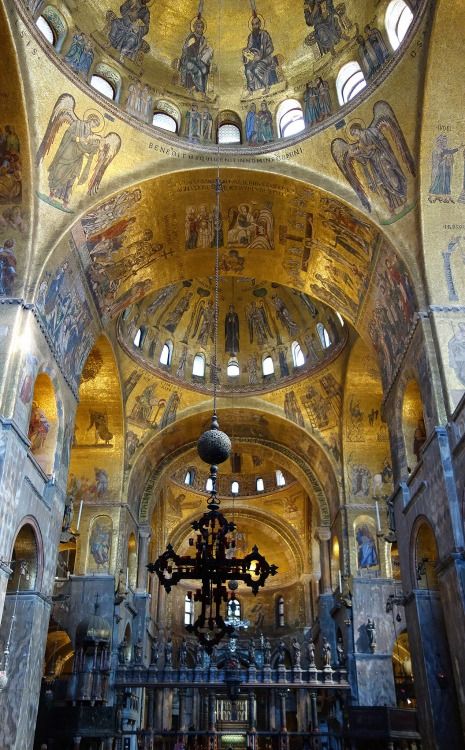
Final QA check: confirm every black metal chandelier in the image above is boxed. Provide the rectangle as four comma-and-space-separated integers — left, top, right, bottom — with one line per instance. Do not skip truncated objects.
147, 21, 278, 645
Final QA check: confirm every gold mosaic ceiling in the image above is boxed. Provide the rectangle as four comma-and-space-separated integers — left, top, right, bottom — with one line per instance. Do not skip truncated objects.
44, 0, 424, 138
118, 277, 347, 394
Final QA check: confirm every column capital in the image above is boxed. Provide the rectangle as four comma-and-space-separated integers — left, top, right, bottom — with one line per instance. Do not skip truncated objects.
139, 526, 152, 540
315, 527, 331, 542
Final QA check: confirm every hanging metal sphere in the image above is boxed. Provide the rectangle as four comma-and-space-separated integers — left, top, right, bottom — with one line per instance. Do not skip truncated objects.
197, 414, 231, 465
228, 580, 239, 591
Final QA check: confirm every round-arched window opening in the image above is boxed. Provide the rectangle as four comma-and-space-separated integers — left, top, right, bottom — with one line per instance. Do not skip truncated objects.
36, 15, 55, 45
275, 469, 286, 487
206, 477, 213, 492
193, 353, 206, 377
256, 477, 264, 492
336, 312, 345, 326
231, 481, 239, 495
90, 75, 116, 101
385, 0, 414, 51
153, 112, 178, 133
262, 355, 274, 376
317, 323, 331, 349
218, 123, 241, 144
291, 341, 305, 368
227, 357, 240, 378
277, 99, 305, 139
336, 62, 367, 105
7, 524, 39, 592
184, 593, 194, 626
160, 340, 173, 367
133, 327, 144, 348
414, 522, 439, 590
127, 533, 137, 589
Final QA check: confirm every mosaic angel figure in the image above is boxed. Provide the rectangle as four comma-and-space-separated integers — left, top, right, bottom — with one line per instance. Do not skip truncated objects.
36, 94, 121, 207
331, 101, 415, 214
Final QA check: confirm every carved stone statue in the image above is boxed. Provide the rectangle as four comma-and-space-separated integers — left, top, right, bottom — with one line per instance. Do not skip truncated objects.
322, 637, 331, 668
336, 636, 345, 666
367, 618, 377, 653
195, 644, 204, 668
150, 638, 159, 666
307, 640, 316, 666
118, 638, 127, 665
248, 638, 256, 666
292, 637, 301, 667
179, 637, 188, 667
264, 638, 271, 666
134, 638, 143, 664
165, 636, 173, 667
277, 639, 286, 666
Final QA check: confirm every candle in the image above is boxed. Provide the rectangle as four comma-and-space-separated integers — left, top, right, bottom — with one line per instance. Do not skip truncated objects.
375, 500, 381, 532
76, 500, 83, 531
338, 570, 342, 591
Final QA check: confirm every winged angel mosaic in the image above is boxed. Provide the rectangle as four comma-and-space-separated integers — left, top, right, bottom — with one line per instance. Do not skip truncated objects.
36, 95, 121, 210
331, 101, 415, 215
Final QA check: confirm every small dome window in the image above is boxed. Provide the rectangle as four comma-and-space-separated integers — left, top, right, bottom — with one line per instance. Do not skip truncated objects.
153, 112, 178, 133
160, 341, 173, 367
262, 355, 274, 376
206, 477, 213, 492
227, 597, 241, 623
184, 593, 194, 626
231, 481, 239, 495
336, 312, 345, 326
385, 0, 414, 51
192, 353, 205, 377
218, 123, 241, 144
291, 341, 305, 368
277, 595, 285, 627
275, 469, 286, 487
133, 328, 144, 348
256, 477, 264, 492
317, 323, 331, 349
227, 357, 240, 378
184, 469, 195, 486
277, 99, 305, 139
336, 62, 367, 105
36, 16, 56, 45
90, 75, 116, 101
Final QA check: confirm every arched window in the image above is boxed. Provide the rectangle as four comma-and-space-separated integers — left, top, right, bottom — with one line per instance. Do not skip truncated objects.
184, 593, 194, 626
184, 469, 195, 486
291, 341, 305, 368
262, 355, 274, 376
7, 523, 39, 592
227, 597, 241, 623
218, 123, 241, 144
276, 99, 305, 138
336, 312, 345, 326
275, 469, 286, 487
231, 481, 239, 495
336, 62, 367, 105
256, 477, 264, 492
160, 340, 173, 366
317, 323, 331, 349
277, 595, 285, 627
192, 353, 205, 377
153, 112, 178, 133
127, 533, 137, 589
133, 328, 144, 348
90, 75, 116, 101
206, 477, 213, 492
36, 15, 55, 45
227, 357, 240, 378
385, 0, 414, 51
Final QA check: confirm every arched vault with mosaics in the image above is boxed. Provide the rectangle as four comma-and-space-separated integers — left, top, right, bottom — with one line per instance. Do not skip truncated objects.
1, 1, 465, 749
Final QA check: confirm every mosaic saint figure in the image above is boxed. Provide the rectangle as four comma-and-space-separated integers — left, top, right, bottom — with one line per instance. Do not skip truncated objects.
179, 16, 213, 95
81, 189, 142, 236
448, 321, 465, 385
428, 135, 462, 203
184, 104, 202, 141
245, 103, 257, 144
0, 239, 16, 295
256, 100, 274, 143
303, 0, 344, 55
303, 81, 319, 127
107, 0, 151, 62
356, 524, 378, 568
242, 15, 278, 94
65, 33, 94, 76
225, 304, 240, 355
331, 101, 415, 214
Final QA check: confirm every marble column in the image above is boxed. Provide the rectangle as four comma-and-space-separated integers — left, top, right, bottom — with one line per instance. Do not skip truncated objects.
269, 689, 277, 731
146, 688, 155, 730
155, 688, 163, 731
137, 527, 151, 591
208, 690, 216, 731
316, 527, 332, 594
179, 688, 187, 731
279, 690, 287, 731
310, 692, 318, 731
248, 690, 256, 729
300, 573, 312, 624
73, 738, 82, 750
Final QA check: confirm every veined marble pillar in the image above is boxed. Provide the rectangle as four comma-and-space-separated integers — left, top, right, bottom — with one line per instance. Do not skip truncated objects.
248, 690, 256, 729
137, 527, 151, 591
279, 690, 287, 731
316, 527, 332, 594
